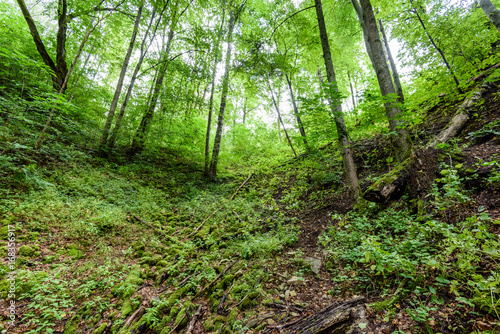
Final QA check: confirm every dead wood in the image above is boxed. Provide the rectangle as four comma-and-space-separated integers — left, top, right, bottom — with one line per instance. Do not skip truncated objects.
194, 258, 239, 298
217, 282, 235, 314
281, 296, 366, 334
124, 306, 145, 328
185, 305, 203, 334
364, 79, 497, 203
190, 174, 252, 236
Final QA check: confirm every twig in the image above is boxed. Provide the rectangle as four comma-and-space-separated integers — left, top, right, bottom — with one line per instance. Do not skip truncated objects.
194, 259, 239, 298
232, 211, 243, 223
190, 174, 252, 236
178, 273, 195, 287
123, 306, 145, 328
185, 305, 203, 334
217, 282, 236, 315
267, 316, 304, 330
136, 283, 152, 292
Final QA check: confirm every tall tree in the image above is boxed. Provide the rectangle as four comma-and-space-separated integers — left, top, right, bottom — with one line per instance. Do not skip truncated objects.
378, 19, 404, 102
99, 2, 144, 153
409, 0, 462, 91
204, 7, 226, 176
285, 74, 308, 147
478, 0, 500, 33
130, 1, 188, 155
315, 0, 360, 202
209, 2, 244, 179
357, 0, 413, 162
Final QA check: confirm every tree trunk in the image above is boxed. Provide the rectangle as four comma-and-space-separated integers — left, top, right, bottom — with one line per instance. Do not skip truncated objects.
364, 80, 496, 202
359, 0, 413, 162
68, 45, 95, 103
55, 0, 69, 92
35, 19, 100, 149
130, 27, 174, 155
204, 9, 226, 177
282, 297, 367, 334
16, 0, 61, 90
479, 0, 500, 34
378, 19, 404, 103
268, 77, 297, 157
107, 6, 159, 149
351, 0, 374, 64
99, 3, 143, 153
410, 0, 462, 91
285, 73, 308, 147
209, 9, 236, 179
347, 71, 357, 109
315, 0, 360, 202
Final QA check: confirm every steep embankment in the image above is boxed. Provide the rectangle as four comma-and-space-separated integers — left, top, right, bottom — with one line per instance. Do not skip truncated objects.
0, 83, 499, 334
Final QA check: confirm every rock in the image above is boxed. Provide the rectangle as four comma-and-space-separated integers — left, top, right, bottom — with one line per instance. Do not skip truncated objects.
287, 276, 305, 285
304, 257, 322, 274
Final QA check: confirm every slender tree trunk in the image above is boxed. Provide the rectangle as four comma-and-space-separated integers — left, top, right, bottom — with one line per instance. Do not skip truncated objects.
317, 64, 325, 104
99, 3, 143, 153
268, 77, 297, 157
378, 19, 404, 103
209, 9, 236, 179
285, 73, 308, 147
479, 0, 500, 33
107, 7, 158, 149
242, 97, 247, 123
55, 0, 69, 91
359, 0, 413, 162
410, 0, 461, 91
351, 0, 374, 64
130, 27, 174, 155
204, 9, 226, 176
315, 0, 360, 202
16, 0, 61, 90
347, 71, 357, 109
35, 19, 100, 149
68, 45, 94, 103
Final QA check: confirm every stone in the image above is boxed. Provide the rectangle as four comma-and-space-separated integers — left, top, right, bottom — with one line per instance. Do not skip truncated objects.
304, 257, 322, 274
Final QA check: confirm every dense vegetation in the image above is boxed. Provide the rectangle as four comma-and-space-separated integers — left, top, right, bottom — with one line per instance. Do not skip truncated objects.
1, 0, 500, 333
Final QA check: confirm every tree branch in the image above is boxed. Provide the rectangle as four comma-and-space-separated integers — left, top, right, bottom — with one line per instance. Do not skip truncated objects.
268, 5, 315, 41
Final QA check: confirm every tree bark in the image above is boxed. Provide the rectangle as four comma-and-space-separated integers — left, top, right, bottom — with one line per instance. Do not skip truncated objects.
35, 19, 101, 149
347, 71, 357, 109
99, 3, 143, 153
268, 77, 297, 158
55, 0, 69, 92
378, 19, 404, 103
351, 0, 374, 64
130, 26, 175, 155
410, 0, 462, 91
204, 9, 226, 177
315, 0, 360, 202
209, 9, 236, 179
364, 80, 496, 202
285, 73, 308, 147
359, 0, 413, 162
107, 6, 161, 149
479, 0, 500, 34
16, 0, 60, 90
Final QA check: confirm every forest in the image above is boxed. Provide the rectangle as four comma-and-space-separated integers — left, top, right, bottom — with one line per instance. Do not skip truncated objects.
0, 0, 500, 332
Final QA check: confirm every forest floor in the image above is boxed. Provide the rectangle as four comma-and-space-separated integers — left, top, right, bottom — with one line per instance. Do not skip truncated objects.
0, 85, 500, 334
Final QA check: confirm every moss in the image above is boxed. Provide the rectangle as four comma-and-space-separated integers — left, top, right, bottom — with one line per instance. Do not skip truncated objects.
93, 323, 108, 334
0, 246, 7, 257
213, 315, 227, 331
29, 232, 40, 241
209, 290, 225, 311
63, 313, 81, 334
204, 317, 215, 332
156, 260, 169, 268
0, 225, 21, 239
49, 243, 57, 251
159, 326, 171, 334
227, 308, 238, 324
170, 306, 179, 317
19, 245, 40, 258
89, 314, 102, 326
222, 274, 235, 288
239, 295, 252, 310
248, 291, 259, 299
121, 299, 133, 317
42, 255, 56, 264
66, 244, 84, 259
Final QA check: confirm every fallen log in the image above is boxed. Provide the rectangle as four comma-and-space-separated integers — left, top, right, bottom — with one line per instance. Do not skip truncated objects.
280, 296, 367, 334
363, 79, 497, 203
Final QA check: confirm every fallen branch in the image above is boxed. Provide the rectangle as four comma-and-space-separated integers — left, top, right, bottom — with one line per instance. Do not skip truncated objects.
282, 296, 365, 334
217, 282, 235, 315
185, 305, 203, 334
124, 307, 145, 328
194, 258, 239, 298
190, 174, 252, 236
178, 273, 195, 287
469, 63, 500, 82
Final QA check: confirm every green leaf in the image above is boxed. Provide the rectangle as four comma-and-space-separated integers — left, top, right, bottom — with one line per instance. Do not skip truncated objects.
358, 323, 367, 329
